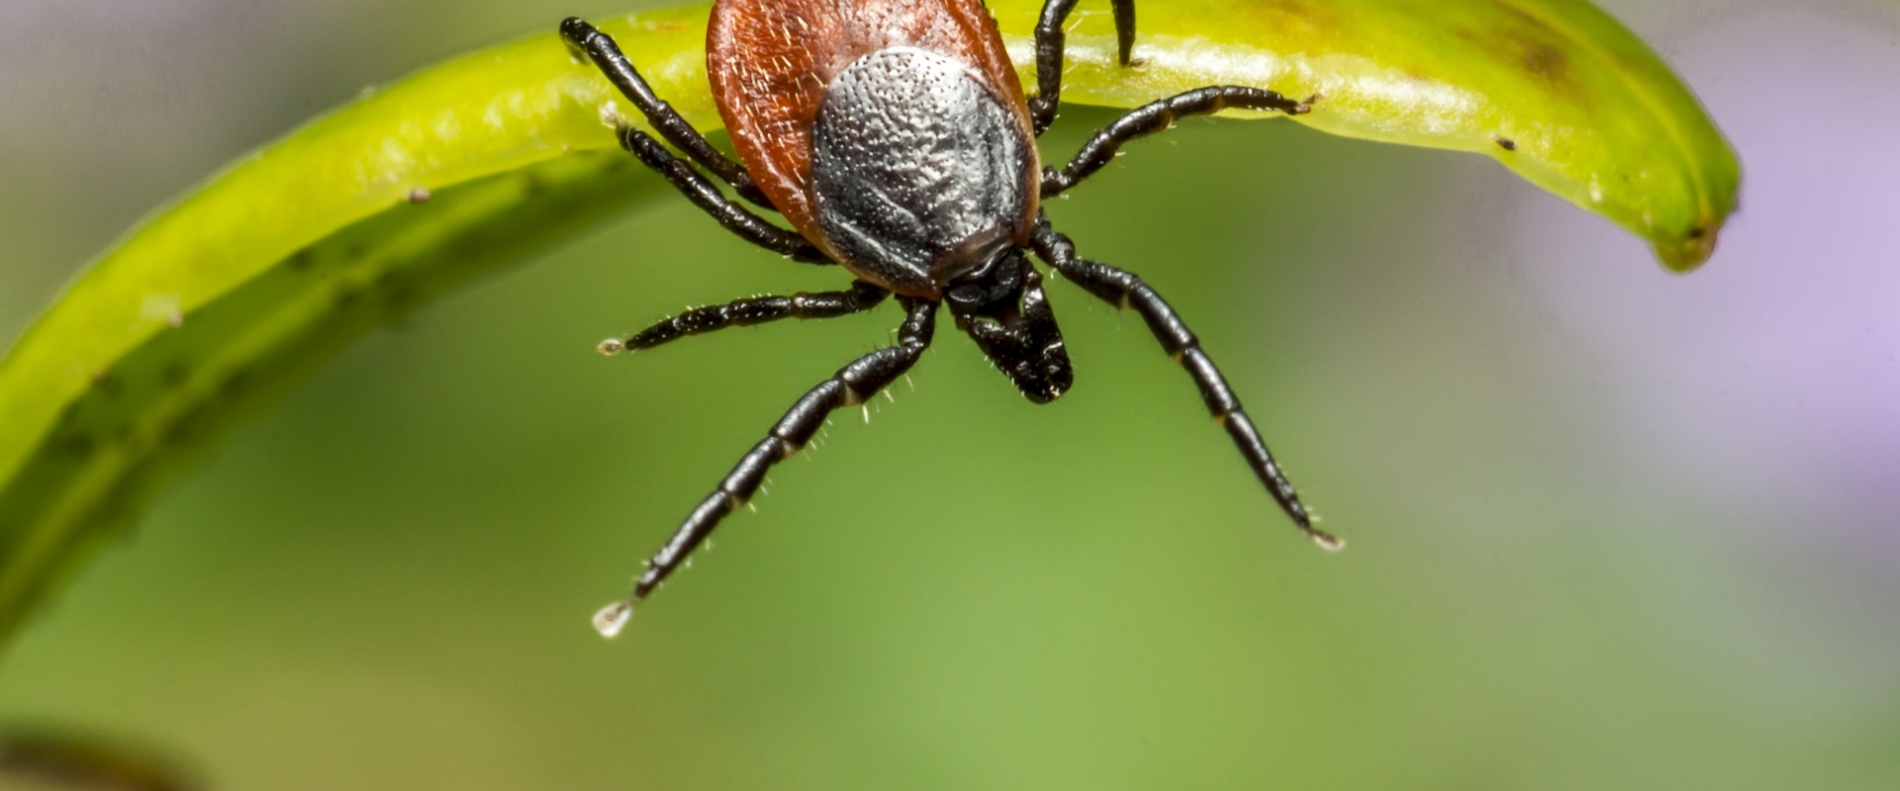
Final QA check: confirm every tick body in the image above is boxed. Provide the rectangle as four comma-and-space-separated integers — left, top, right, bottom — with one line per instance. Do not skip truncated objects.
710, 0, 1039, 297
561, 0, 1334, 637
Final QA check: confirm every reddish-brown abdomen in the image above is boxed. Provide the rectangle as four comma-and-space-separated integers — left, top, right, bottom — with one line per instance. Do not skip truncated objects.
707, 0, 1040, 294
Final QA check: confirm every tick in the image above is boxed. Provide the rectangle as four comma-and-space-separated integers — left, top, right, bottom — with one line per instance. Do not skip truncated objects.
563, 0, 1337, 637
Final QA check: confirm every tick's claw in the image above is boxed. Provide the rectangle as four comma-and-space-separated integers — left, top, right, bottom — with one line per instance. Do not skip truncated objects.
593, 600, 634, 638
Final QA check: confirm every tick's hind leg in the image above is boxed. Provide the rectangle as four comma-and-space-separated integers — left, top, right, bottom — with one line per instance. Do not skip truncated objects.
560, 17, 772, 208
592, 298, 940, 637
602, 281, 890, 355
1041, 86, 1312, 197
1029, 220, 1341, 551
564, 18, 825, 262
615, 126, 830, 264
1030, 0, 1137, 135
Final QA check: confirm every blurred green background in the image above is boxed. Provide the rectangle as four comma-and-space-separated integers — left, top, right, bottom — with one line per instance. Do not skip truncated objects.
3, 0, 1898, 788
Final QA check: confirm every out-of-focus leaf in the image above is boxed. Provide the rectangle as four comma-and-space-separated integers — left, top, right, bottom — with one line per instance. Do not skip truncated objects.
0, 0, 1738, 647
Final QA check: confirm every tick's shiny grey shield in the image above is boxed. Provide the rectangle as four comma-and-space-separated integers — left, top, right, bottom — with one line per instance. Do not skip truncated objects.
810, 46, 1034, 295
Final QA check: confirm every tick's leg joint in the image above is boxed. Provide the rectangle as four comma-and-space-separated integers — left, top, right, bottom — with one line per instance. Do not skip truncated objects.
592, 299, 939, 636
1030, 0, 1138, 136
1042, 85, 1312, 198
615, 126, 830, 263
611, 280, 890, 353
1028, 219, 1341, 551
560, 16, 775, 209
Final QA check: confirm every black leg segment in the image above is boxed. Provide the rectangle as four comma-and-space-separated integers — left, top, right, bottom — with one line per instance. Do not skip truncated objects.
616, 127, 831, 264
1029, 221, 1341, 551
1031, 0, 1138, 136
602, 281, 890, 354
593, 298, 940, 636
560, 17, 775, 208
1041, 86, 1313, 197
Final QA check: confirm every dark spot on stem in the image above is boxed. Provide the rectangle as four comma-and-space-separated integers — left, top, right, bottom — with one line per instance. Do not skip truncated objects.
406, 187, 433, 204
58, 432, 96, 459
90, 370, 125, 398
370, 269, 419, 310
162, 418, 193, 447
162, 403, 213, 447
1462, 2, 1573, 88
1494, 135, 1518, 151
1519, 39, 1564, 80
160, 362, 190, 389
220, 368, 252, 397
